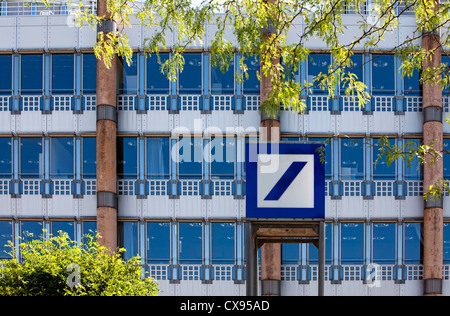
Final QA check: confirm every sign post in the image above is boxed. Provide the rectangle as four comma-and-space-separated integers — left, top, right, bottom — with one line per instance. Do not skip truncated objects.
245, 141, 326, 296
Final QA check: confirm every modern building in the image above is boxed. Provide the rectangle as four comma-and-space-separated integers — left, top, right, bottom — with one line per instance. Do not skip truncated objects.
0, 0, 449, 296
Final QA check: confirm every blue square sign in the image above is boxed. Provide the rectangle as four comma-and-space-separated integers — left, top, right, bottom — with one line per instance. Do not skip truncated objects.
245, 142, 325, 219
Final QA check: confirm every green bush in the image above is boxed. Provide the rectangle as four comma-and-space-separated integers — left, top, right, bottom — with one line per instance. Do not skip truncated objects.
0, 232, 159, 296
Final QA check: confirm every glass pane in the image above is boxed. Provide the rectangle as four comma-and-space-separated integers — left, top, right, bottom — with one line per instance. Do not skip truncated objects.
404, 222, 422, 264
211, 137, 235, 179
51, 54, 74, 94
82, 137, 96, 179
372, 54, 395, 95
82, 221, 97, 244
404, 139, 421, 180
0, 55, 12, 95
0, 221, 13, 259
309, 223, 333, 264
372, 223, 396, 264
340, 138, 364, 180
51, 221, 75, 241
146, 53, 170, 94
20, 138, 43, 179
243, 55, 260, 94
21, 54, 43, 94
340, 54, 363, 92
403, 67, 420, 96
146, 138, 170, 179
372, 138, 396, 180
211, 222, 235, 264
123, 222, 139, 261
179, 222, 203, 263
21, 221, 44, 242
310, 137, 331, 179
118, 137, 138, 179
444, 223, 450, 263
179, 53, 202, 94
444, 139, 450, 179
211, 57, 234, 94
51, 138, 74, 179
308, 54, 331, 94
178, 137, 202, 179
82, 54, 96, 94
282, 243, 299, 265
147, 222, 170, 263
341, 222, 364, 264
121, 54, 138, 94
0, 138, 12, 178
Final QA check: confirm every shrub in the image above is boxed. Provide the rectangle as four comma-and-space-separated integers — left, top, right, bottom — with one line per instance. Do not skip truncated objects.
0, 232, 159, 296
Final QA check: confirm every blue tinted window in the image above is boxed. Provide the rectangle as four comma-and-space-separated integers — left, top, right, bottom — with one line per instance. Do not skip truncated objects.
178, 137, 202, 179
179, 54, 202, 94
341, 222, 364, 264
310, 137, 331, 180
444, 139, 450, 179
403, 67, 420, 96
20, 138, 43, 179
118, 137, 138, 179
146, 138, 170, 179
146, 53, 170, 94
82, 221, 97, 244
0, 221, 13, 259
0, 55, 12, 95
308, 54, 331, 94
121, 55, 137, 94
21, 221, 44, 241
179, 222, 203, 263
21, 54, 43, 94
404, 139, 421, 180
404, 222, 422, 264
340, 54, 363, 92
51, 54, 74, 94
147, 222, 170, 263
51, 221, 75, 241
309, 223, 333, 264
282, 244, 299, 264
0, 138, 12, 178
211, 222, 235, 264
82, 54, 96, 94
444, 56, 450, 94
51, 138, 74, 179
444, 223, 450, 263
373, 138, 396, 180
372, 223, 396, 264
372, 54, 395, 95
211, 137, 235, 179
211, 57, 234, 94
122, 222, 139, 260
340, 138, 364, 180
82, 137, 96, 179
243, 55, 260, 94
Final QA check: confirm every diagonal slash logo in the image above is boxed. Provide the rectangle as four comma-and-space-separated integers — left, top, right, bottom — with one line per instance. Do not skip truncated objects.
264, 161, 307, 201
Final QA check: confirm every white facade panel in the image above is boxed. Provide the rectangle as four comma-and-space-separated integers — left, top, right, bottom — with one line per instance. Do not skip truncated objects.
16, 112, 45, 132
49, 195, 76, 218
337, 112, 368, 134
49, 111, 77, 132
0, 18, 17, 50
143, 111, 170, 132
17, 17, 48, 49
79, 195, 96, 218
78, 110, 96, 133
118, 196, 138, 217
48, 16, 79, 49
305, 112, 334, 134
280, 110, 301, 134
17, 195, 44, 217
143, 196, 172, 218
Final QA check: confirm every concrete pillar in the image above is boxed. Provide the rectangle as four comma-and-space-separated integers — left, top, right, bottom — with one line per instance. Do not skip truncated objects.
96, 0, 118, 253
259, 16, 282, 296
422, 14, 443, 295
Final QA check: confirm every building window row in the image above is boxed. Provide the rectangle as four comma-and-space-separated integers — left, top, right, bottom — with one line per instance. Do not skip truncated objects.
1, 219, 450, 283
1, 53, 448, 114
0, 136, 449, 197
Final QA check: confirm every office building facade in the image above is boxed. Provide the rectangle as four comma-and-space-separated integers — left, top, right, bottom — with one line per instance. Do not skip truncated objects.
0, 1, 449, 296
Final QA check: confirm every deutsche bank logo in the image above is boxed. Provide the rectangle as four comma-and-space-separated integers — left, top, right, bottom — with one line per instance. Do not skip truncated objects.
246, 142, 325, 219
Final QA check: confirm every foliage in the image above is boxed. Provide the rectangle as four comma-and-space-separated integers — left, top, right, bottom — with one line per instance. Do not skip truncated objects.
0, 232, 159, 296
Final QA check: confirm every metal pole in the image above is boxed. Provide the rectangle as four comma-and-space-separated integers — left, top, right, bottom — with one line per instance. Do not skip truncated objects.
246, 221, 257, 296
318, 221, 325, 296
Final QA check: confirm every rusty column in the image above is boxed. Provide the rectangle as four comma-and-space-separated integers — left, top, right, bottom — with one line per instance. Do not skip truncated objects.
96, 0, 118, 252
259, 12, 281, 296
422, 2, 443, 296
